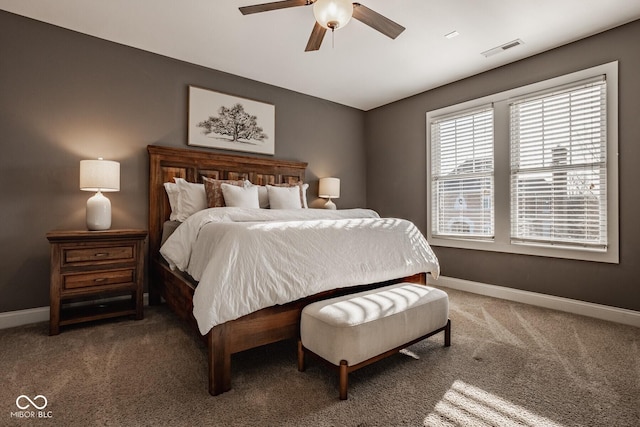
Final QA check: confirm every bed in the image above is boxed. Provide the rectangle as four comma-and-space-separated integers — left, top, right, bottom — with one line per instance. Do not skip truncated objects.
147, 145, 439, 395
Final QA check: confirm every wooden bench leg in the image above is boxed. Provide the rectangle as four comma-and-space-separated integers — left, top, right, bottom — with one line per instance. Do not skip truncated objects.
339, 360, 348, 400
297, 340, 306, 372
444, 319, 451, 347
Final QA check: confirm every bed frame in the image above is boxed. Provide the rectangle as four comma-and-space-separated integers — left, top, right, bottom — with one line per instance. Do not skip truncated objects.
147, 144, 425, 395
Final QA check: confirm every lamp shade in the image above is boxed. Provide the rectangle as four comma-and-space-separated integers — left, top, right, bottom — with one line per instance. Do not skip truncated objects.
319, 177, 340, 199
80, 159, 120, 192
313, 0, 353, 30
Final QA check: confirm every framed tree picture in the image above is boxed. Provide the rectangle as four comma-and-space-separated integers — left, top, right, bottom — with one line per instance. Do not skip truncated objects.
188, 86, 275, 155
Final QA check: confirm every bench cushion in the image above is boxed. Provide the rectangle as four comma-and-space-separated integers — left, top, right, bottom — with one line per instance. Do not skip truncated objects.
300, 283, 449, 366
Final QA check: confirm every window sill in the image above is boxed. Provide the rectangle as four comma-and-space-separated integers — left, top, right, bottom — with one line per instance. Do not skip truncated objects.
427, 235, 618, 264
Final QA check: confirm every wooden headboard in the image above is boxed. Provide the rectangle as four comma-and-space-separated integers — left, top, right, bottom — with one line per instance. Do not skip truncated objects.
147, 145, 308, 260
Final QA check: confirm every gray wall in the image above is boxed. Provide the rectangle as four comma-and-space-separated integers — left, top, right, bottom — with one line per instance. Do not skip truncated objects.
0, 11, 365, 313
366, 19, 640, 312
2, 9, 638, 316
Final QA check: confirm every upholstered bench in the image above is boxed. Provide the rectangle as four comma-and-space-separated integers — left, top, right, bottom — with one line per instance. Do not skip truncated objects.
298, 282, 450, 399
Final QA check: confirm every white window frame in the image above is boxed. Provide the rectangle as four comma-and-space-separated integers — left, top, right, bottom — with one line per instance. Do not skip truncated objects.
426, 62, 618, 263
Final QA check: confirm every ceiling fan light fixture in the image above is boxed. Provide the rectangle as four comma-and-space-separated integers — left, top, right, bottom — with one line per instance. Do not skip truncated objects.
313, 0, 353, 30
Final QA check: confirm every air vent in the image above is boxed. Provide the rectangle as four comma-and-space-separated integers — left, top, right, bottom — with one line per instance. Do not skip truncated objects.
481, 39, 524, 57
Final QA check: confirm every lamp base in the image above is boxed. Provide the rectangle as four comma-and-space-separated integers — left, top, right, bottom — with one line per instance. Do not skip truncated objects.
323, 198, 337, 210
86, 191, 112, 230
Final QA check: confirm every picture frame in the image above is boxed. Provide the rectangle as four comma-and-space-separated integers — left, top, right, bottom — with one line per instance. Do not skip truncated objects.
188, 85, 275, 155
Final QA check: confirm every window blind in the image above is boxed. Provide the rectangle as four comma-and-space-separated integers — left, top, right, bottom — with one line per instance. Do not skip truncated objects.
510, 77, 607, 248
431, 107, 494, 238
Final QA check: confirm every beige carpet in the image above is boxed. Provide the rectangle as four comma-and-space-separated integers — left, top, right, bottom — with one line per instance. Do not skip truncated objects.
1, 287, 639, 426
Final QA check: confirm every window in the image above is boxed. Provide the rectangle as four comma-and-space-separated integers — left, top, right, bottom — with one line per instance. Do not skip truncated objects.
510, 78, 607, 249
426, 62, 618, 263
430, 107, 494, 239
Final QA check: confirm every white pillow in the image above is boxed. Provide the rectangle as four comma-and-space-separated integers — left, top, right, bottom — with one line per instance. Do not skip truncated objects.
174, 178, 207, 221
256, 185, 270, 208
245, 183, 270, 208
267, 185, 304, 209
269, 183, 309, 208
300, 183, 309, 208
163, 182, 180, 221
221, 183, 260, 208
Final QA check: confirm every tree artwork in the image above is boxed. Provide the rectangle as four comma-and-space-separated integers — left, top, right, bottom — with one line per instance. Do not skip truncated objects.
197, 103, 267, 143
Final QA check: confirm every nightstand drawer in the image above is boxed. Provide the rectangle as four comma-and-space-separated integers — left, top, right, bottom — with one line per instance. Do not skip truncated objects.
63, 268, 135, 291
63, 244, 135, 266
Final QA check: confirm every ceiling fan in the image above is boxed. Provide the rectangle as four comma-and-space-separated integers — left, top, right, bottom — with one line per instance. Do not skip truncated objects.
239, 0, 406, 52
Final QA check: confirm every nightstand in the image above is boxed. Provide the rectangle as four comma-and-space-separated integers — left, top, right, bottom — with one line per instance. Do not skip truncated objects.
46, 229, 147, 335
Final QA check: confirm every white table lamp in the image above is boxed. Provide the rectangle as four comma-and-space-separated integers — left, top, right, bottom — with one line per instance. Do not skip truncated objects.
319, 177, 340, 210
80, 158, 120, 230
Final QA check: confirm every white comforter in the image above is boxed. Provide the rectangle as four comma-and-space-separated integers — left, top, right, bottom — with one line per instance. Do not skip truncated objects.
160, 207, 440, 335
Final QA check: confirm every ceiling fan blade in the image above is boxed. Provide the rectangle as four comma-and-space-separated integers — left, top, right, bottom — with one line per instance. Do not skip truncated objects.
352, 3, 405, 39
305, 21, 327, 51
239, 0, 311, 15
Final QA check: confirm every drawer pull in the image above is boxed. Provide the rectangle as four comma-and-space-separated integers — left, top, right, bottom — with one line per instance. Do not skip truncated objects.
94, 278, 107, 283
94, 252, 109, 257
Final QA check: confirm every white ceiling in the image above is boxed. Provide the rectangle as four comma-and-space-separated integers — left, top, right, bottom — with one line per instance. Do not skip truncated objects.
2, 0, 640, 110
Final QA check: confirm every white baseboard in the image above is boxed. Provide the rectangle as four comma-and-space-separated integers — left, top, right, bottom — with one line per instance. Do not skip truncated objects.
0, 294, 150, 331
0, 306, 50, 330
428, 276, 640, 328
